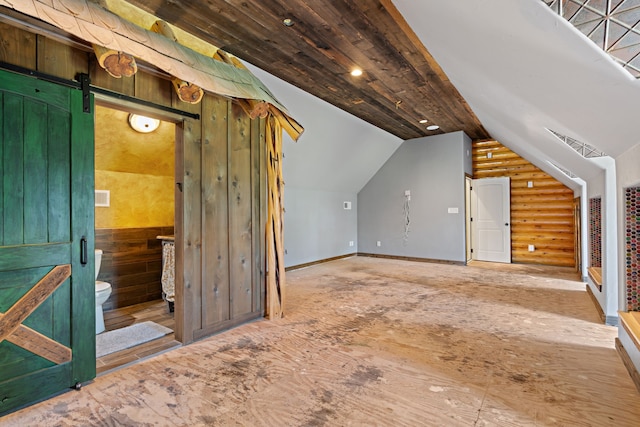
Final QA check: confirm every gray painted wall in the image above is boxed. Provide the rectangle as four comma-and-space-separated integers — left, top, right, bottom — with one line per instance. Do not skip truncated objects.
358, 132, 471, 263
283, 188, 357, 267
244, 64, 401, 268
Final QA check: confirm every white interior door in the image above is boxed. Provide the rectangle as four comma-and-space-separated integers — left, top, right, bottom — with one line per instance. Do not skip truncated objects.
471, 177, 511, 263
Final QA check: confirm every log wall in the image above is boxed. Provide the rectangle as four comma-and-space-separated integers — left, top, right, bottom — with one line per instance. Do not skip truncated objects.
473, 140, 576, 267
0, 21, 267, 344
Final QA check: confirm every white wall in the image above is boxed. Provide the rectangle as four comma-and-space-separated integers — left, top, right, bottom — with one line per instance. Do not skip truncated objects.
358, 132, 470, 263
393, 1, 640, 188
616, 143, 640, 310
586, 158, 619, 325
245, 64, 401, 267
616, 143, 640, 188
586, 170, 605, 313
616, 143, 640, 375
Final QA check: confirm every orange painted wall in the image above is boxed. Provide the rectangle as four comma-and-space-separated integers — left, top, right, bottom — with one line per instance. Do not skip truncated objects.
94, 105, 175, 228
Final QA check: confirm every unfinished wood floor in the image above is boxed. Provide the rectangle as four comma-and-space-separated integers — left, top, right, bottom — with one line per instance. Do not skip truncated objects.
97, 299, 180, 375
4, 256, 640, 426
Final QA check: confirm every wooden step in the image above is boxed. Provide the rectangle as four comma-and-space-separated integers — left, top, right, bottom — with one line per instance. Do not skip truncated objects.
588, 267, 602, 291
618, 311, 640, 393
620, 312, 640, 354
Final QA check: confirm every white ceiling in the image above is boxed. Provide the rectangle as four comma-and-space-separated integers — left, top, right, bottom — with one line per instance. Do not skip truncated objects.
393, 0, 640, 188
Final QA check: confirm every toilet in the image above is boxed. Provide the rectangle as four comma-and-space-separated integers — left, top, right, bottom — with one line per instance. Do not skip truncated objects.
95, 249, 112, 334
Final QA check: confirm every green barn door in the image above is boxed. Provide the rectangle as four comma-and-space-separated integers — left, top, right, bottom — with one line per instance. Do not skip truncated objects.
0, 70, 95, 415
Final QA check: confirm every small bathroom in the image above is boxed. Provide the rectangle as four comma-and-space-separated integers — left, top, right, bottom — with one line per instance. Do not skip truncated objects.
93, 104, 179, 371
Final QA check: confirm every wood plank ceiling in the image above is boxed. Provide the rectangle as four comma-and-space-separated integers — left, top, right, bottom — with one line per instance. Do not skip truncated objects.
123, 0, 490, 140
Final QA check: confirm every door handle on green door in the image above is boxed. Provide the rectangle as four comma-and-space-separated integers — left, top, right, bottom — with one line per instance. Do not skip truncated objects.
80, 237, 87, 265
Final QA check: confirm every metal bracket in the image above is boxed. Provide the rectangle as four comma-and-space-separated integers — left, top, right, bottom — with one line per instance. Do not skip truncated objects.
78, 73, 91, 114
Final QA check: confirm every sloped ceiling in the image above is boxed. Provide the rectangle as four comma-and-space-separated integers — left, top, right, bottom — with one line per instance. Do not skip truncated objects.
119, 0, 488, 140
393, 0, 640, 187
246, 63, 402, 193
116, 0, 640, 192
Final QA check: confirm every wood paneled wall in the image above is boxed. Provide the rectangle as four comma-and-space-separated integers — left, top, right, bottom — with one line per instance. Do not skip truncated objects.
0, 22, 267, 344
96, 227, 173, 310
473, 140, 576, 267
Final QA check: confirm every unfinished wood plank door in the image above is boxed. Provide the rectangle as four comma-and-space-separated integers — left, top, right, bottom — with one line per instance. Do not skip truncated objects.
185, 95, 265, 342
202, 95, 230, 326
251, 118, 266, 313
0, 69, 95, 415
228, 102, 253, 318
174, 97, 203, 343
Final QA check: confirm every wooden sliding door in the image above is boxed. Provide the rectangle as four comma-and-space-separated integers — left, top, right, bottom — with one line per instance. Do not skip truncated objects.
0, 69, 95, 415
176, 95, 266, 344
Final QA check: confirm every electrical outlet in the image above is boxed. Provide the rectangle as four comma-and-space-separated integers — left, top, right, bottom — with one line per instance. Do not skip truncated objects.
349, 241, 354, 247
376, 241, 382, 247
528, 244, 535, 252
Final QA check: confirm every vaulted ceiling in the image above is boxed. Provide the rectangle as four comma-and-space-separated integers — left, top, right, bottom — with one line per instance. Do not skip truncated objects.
94, 1, 638, 190
122, 0, 489, 141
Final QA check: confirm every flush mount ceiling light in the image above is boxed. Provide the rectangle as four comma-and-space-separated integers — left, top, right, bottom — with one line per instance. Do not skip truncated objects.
282, 18, 294, 27
426, 125, 440, 131
350, 68, 363, 77
419, 119, 429, 124
128, 114, 160, 133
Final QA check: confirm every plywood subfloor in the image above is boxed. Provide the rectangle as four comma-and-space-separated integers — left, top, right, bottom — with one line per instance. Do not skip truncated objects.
4, 257, 640, 426
97, 299, 179, 375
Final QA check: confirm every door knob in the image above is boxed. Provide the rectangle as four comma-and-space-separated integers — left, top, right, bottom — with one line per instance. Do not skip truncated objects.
505, 223, 509, 226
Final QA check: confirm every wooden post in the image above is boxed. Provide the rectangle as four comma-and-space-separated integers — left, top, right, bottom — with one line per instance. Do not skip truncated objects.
265, 115, 286, 318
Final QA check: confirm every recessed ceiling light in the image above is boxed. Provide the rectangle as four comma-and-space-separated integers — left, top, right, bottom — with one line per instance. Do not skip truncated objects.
419, 119, 429, 124
283, 18, 294, 27
426, 125, 440, 131
351, 68, 363, 77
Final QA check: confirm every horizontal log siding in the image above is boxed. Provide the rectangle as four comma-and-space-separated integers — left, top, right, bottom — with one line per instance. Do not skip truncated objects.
473, 140, 576, 267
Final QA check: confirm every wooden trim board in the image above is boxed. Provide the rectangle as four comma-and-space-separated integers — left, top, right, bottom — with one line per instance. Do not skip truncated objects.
357, 253, 465, 266
586, 284, 606, 323
620, 312, 640, 354
193, 312, 263, 341
615, 337, 640, 394
285, 254, 357, 272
